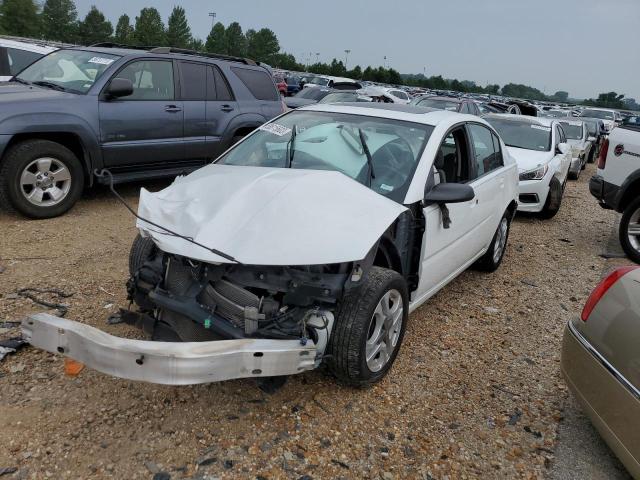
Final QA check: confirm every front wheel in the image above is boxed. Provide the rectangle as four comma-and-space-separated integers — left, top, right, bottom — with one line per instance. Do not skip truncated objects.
474, 212, 511, 272
327, 267, 408, 387
0, 140, 84, 218
619, 197, 640, 264
539, 176, 563, 219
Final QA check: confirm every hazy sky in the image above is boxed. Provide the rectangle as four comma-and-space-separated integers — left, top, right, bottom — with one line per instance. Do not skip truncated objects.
74, 0, 640, 100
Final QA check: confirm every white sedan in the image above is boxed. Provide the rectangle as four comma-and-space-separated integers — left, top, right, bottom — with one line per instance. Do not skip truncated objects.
24, 104, 518, 387
485, 114, 572, 218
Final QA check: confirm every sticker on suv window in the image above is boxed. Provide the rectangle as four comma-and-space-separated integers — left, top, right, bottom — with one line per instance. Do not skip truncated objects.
259, 123, 292, 137
88, 57, 114, 66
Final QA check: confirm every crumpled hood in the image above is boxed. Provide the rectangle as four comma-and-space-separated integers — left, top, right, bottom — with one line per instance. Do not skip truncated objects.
505, 146, 553, 172
137, 164, 407, 266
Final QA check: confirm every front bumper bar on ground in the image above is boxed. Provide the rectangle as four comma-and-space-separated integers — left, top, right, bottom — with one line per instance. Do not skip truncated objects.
22, 313, 317, 385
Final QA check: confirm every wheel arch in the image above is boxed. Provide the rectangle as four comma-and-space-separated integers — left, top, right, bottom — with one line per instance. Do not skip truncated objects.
617, 173, 640, 213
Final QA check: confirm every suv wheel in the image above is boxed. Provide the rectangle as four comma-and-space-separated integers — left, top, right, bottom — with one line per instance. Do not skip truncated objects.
619, 196, 640, 264
474, 212, 511, 272
0, 140, 84, 218
327, 267, 408, 387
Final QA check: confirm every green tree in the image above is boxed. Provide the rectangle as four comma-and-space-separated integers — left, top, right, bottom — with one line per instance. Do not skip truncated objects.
114, 14, 134, 44
134, 7, 165, 45
551, 91, 569, 102
77, 6, 113, 45
584, 92, 625, 109
329, 58, 346, 77
225, 22, 246, 57
246, 27, 279, 63
0, 0, 40, 37
40, 0, 77, 42
189, 38, 204, 52
205, 22, 226, 54
166, 6, 191, 48
387, 68, 402, 85
347, 65, 362, 80
271, 52, 301, 71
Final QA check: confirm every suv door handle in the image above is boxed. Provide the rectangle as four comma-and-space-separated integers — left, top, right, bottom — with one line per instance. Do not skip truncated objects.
165, 105, 182, 113
221, 105, 234, 112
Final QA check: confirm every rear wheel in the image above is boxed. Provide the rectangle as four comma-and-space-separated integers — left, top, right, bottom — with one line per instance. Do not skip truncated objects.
327, 267, 408, 387
0, 140, 84, 218
539, 176, 563, 219
474, 212, 511, 272
619, 196, 640, 264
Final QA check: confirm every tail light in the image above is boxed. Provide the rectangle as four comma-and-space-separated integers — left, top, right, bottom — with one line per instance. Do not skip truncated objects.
597, 138, 609, 169
581, 266, 640, 321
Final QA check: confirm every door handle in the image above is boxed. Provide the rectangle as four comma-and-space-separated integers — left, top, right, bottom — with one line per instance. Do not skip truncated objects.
165, 105, 182, 113
221, 105, 234, 112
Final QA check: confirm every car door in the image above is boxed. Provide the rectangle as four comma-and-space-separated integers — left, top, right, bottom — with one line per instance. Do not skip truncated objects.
466, 123, 508, 251
204, 64, 240, 158
99, 59, 184, 168
416, 126, 484, 298
178, 61, 209, 163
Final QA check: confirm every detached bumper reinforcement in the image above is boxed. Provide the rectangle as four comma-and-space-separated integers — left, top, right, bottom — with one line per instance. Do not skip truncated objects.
22, 313, 317, 385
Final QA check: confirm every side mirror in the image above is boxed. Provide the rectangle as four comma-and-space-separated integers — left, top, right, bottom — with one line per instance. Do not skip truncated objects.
105, 78, 133, 99
556, 143, 569, 155
424, 182, 475, 205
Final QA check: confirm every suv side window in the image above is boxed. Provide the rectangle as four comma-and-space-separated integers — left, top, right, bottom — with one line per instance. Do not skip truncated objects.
117, 60, 174, 100
7, 48, 41, 75
231, 66, 279, 101
468, 124, 502, 177
179, 61, 206, 100
433, 127, 472, 184
207, 65, 234, 101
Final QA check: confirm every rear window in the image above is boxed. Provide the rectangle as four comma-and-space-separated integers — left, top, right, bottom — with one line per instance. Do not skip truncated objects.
231, 67, 279, 101
417, 98, 460, 111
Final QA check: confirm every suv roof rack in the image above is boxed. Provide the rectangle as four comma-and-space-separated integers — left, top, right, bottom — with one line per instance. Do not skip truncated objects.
89, 42, 257, 66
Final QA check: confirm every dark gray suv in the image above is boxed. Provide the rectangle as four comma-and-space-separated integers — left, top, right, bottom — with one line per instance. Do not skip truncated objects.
0, 45, 284, 218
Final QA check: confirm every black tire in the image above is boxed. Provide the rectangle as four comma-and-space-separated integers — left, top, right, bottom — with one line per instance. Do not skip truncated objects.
327, 267, 409, 387
539, 176, 563, 219
473, 211, 511, 272
619, 196, 640, 264
0, 140, 84, 218
129, 234, 157, 276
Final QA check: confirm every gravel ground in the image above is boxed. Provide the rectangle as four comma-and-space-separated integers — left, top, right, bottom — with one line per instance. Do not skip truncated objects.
0, 164, 628, 479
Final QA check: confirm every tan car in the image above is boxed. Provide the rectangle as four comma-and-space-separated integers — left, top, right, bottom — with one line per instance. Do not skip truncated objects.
561, 266, 640, 478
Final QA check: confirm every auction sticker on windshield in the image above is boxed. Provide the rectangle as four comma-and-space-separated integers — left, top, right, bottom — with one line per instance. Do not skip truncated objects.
88, 57, 115, 65
259, 123, 292, 137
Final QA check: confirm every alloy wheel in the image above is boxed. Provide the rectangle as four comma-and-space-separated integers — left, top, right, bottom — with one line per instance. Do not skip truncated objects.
365, 289, 404, 372
20, 157, 72, 207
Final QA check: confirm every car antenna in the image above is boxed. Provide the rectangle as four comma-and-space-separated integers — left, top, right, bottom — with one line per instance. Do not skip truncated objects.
358, 128, 376, 187
94, 169, 241, 264
286, 124, 297, 168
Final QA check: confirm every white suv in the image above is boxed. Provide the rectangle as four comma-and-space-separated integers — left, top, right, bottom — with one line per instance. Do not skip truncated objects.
23, 104, 518, 387
0, 37, 58, 81
590, 122, 640, 262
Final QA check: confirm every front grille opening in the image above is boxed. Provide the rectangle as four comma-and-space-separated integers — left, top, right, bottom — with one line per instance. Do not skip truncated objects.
519, 193, 539, 204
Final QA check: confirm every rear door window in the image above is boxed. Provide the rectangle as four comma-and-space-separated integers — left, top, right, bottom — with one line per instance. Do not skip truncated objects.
208, 65, 234, 101
179, 61, 206, 100
231, 66, 279, 101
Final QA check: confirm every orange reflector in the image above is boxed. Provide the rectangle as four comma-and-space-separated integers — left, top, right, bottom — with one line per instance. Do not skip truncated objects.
64, 358, 85, 376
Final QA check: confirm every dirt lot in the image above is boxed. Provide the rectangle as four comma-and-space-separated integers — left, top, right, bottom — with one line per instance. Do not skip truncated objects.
0, 164, 626, 479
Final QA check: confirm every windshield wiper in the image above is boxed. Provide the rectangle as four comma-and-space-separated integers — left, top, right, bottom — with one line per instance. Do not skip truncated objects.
32, 81, 67, 92
285, 124, 297, 168
358, 128, 376, 187
11, 77, 30, 85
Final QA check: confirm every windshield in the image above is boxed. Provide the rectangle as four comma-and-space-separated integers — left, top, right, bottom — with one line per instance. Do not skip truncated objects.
308, 77, 330, 86
294, 88, 331, 100
581, 109, 614, 120
559, 122, 583, 140
416, 98, 459, 111
318, 92, 371, 104
486, 119, 551, 152
16, 49, 119, 94
216, 111, 433, 202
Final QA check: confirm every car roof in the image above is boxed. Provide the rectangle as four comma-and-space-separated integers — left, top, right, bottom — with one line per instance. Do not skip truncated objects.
0, 38, 57, 54
300, 102, 475, 126
484, 113, 556, 127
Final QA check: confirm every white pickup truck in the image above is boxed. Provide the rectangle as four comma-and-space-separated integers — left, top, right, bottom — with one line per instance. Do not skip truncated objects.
589, 123, 640, 262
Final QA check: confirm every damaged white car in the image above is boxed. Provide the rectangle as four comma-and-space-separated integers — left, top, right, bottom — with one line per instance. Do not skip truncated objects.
23, 104, 518, 387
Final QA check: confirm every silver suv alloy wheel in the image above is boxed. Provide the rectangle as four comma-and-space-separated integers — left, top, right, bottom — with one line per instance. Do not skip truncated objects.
20, 157, 72, 207
366, 289, 404, 372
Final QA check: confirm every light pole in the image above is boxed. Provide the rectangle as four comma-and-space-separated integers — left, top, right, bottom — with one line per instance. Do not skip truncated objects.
383, 56, 387, 69
344, 49, 351, 70
315, 52, 320, 64
208, 12, 216, 30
